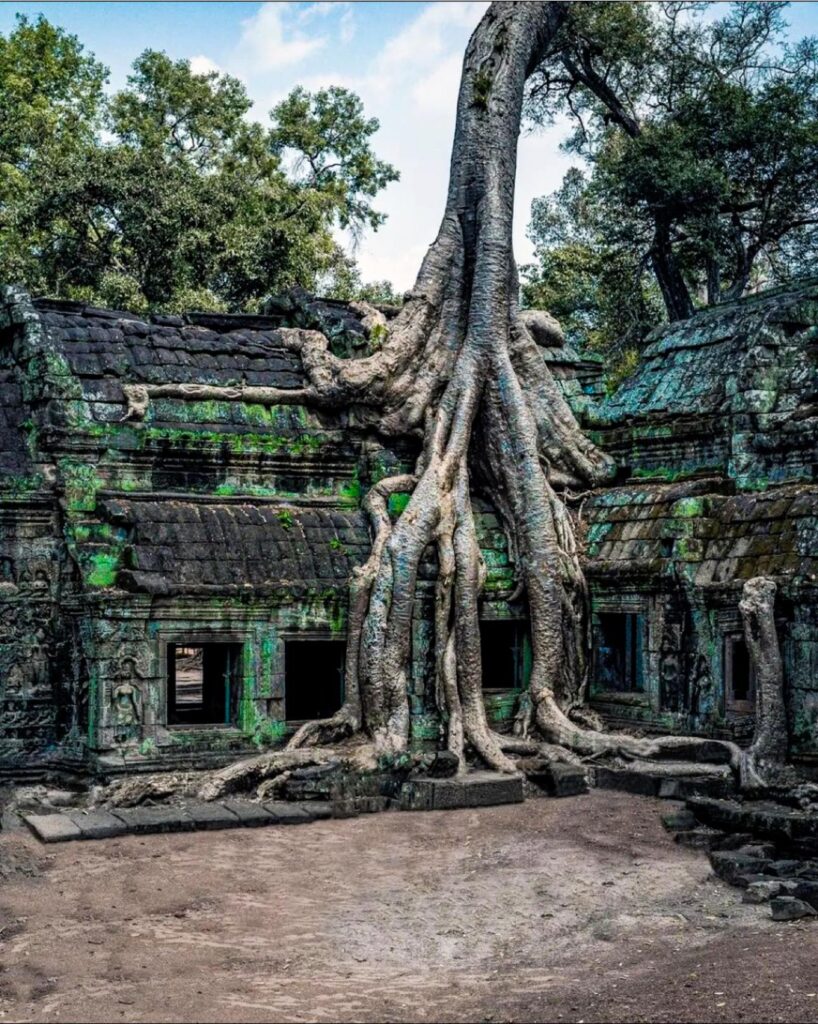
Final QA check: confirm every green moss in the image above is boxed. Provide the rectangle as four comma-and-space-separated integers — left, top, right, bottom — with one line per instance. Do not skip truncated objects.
388, 493, 410, 517
87, 552, 120, 588
277, 508, 294, 529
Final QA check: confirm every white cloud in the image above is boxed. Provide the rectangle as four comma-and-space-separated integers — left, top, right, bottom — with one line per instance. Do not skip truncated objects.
237, 3, 328, 71
189, 54, 225, 78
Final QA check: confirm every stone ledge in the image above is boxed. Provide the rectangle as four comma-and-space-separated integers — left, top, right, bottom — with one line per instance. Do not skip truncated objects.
400, 771, 524, 811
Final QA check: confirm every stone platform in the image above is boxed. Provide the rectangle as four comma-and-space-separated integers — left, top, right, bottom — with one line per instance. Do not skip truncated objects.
22, 771, 525, 843
23, 799, 333, 843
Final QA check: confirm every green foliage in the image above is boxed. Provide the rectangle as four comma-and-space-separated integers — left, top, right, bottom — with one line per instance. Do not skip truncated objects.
522, 168, 665, 371
0, 18, 398, 312
526, 1, 818, 344
276, 508, 294, 530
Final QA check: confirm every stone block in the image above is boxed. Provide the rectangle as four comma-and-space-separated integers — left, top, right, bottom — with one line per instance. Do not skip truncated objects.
743, 880, 783, 904
770, 896, 817, 921
710, 850, 771, 886
461, 771, 524, 807
675, 827, 726, 850
661, 808, 698, 832
548, 763, 589, 798
110, 805, 195, 835
306, 801, 333, 820
262, 801, 313, 824
23, 813, 83, 844
399, 780, 435, 812
67, 809, 129, 840
431, 780, 466, 810
221, 799, 274, 827
185, 802, 241, 831
593, 767, 659, 797
792, 880, 818, 910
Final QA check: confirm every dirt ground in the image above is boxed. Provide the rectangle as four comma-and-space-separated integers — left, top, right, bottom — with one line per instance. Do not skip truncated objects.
0, 790, 816, 1024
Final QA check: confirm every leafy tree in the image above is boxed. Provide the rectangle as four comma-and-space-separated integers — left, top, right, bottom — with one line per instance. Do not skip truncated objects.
525, 2, 818, 332
521, 167, 664, 378
0, 18, 398, 312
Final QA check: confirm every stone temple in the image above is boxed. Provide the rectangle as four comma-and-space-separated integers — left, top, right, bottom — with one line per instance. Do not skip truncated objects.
0, 280, 815, 778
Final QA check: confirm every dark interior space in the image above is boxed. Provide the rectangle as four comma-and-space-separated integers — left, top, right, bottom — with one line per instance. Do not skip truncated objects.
725, 634, 755, 711
593, 612, 644, 693
167, 642, 241, 725
285, 639, 346, 721
480, 620, 526, 690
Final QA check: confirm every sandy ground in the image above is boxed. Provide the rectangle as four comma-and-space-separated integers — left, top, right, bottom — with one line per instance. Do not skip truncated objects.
0, 790, 816, 1024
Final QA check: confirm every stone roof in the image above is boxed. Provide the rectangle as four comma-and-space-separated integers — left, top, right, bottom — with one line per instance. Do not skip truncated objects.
596, 280, 818, 424
33, 301, 308, 426
94, 497, 372, 596
585, 480, 818, 588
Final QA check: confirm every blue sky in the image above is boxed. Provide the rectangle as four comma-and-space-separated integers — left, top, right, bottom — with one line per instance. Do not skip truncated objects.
3, 2, 818, 290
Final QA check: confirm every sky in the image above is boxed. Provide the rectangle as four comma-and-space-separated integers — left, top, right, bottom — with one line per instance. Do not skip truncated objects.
3, 1, 818, 292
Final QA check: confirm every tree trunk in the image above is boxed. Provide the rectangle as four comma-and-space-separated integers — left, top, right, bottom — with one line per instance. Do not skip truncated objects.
740, 577, 789, 774
651, 218, 695, 321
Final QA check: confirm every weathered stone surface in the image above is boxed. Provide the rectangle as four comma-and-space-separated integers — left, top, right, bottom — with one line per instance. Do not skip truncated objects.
23, 813, 82, 843
662, 807, 698, 832
423, 751, 460, 779
262, 801, 313, 824
184, 802, 241, 830
67, 809, 129, 840
593, 768, 659, 797
770, 896, 817, 921
791, 880, 818, 910
110, 805, 196, 834
462, 771, 524, 807
710, 850, 771, 886
399, 772, 523, 812
221, 800, 274, 826
743, 880, 783, 903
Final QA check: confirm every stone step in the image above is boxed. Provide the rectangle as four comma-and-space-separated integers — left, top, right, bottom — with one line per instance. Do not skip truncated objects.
400, 770, 524, 811
592, 765, 734, 800
23, 799, 323, 843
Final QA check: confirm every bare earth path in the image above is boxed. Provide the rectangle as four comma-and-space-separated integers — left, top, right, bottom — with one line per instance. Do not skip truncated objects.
1, 791, 816, 1024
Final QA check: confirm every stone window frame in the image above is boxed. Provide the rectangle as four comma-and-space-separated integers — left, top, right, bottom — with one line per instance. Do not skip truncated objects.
713, 608, 756, 718
589, 594, 654, 708
158, 627, 247, 731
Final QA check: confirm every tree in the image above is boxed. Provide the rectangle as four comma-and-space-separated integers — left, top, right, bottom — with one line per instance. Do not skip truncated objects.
525, 2, 818, 325
126, 2, 778, 801
521, 167, 665, 382
0, 19, 398, 311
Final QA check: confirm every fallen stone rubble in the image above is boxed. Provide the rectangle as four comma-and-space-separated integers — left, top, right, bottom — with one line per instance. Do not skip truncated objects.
663, 786, 818, 920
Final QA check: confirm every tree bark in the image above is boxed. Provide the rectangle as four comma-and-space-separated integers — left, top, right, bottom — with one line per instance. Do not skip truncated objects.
740, 577, 789, 773
650, 218, 695, 322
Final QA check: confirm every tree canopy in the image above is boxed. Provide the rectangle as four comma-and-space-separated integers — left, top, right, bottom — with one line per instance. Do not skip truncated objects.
0, 16, 398, 313
523, 1, 818, 368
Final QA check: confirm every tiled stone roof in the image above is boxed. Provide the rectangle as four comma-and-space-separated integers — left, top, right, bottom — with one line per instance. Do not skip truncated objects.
584, 480, 818, 587
96, 497, 371, 595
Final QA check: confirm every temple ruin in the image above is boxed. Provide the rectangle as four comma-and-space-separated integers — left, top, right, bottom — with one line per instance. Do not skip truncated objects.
0, 277, 815, 779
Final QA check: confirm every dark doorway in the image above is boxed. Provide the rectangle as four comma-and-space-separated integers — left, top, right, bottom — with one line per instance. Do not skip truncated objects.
593, 613, 645, 693
725, 634, 755, 713
285, 639, 346, 721
480, 620, 526, 691
167, 642, 241, 725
